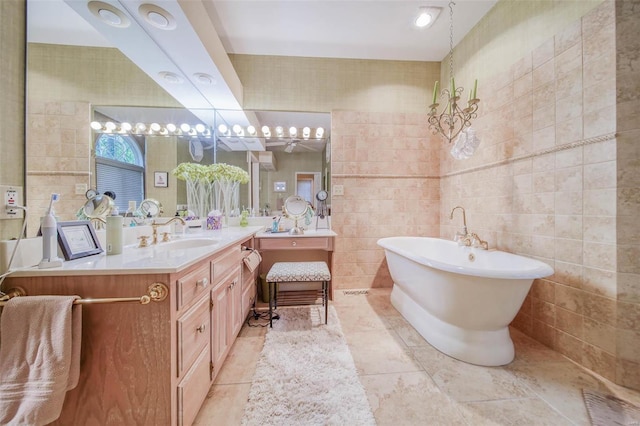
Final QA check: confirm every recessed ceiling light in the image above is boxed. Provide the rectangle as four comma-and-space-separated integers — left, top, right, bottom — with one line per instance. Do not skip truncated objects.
193, 73, 215, 85
88, 1, 130, 28
139, 4, 177, 30
414, 6, 441, 29
158, 71, 183, 84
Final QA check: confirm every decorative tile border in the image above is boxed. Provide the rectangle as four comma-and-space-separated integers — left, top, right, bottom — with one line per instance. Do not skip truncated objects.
333, 133, 615, 180
442, 133, 616, 178
28, 171, 91, 176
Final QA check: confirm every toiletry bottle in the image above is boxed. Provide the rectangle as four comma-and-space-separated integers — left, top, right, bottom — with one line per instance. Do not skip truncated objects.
39, 193, 63, 269
271, 217, 278, 233
106, 207, 123, 255
240, 209, 249, 227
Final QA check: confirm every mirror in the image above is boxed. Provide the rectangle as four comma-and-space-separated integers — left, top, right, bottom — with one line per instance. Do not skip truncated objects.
25, 0, 331, 226
283, 195, 309, 235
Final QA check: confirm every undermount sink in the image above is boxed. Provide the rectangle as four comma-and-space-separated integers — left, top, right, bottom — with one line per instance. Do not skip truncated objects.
154, 238, 218, 251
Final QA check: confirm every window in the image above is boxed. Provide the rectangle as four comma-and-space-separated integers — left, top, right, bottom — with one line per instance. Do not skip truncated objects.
95, 133, 144, 213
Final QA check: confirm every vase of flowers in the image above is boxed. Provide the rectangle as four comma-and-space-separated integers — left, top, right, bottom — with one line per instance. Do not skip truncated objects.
210, 163, 250, 226
172, 163, 214, 221
172, 162, 249, 227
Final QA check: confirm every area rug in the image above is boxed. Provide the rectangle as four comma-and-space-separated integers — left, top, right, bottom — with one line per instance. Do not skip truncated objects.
583, 389, 640, 426
241, 305, 376, 426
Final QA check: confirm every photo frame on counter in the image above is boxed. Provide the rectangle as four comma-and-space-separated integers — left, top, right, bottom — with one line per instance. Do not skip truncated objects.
57, 220, 103, 260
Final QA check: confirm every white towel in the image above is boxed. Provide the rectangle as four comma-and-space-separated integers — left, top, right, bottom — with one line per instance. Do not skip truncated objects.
243, 250, 262, 273
0, 295, 82, 426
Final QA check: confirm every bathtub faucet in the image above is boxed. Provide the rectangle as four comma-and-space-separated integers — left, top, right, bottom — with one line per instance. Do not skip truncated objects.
449, 206, 468, 243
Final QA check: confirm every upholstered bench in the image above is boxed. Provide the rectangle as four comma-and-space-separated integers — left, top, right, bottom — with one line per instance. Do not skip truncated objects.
266, 261, 331, 327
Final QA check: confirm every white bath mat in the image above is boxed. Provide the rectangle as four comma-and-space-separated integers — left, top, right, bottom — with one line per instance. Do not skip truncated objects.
241, 305, 376, 426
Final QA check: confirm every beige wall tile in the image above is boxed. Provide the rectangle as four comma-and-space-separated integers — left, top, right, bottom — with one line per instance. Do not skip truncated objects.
555, 330, 584, 363
555, 307, 583, 338
618, 273, 640, 304
582, 344, 616, 382
555, 284, 583, 314
617, 359, 640, 390
584, 317, 616, 353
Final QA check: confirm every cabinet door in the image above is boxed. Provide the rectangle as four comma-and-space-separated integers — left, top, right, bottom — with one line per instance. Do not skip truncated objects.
210, 283, 229, 380
229, 272, 243, 339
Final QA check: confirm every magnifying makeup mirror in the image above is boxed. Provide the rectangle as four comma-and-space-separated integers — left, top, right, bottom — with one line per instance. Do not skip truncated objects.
82, 193, 114, 219
283, 195, 309, 235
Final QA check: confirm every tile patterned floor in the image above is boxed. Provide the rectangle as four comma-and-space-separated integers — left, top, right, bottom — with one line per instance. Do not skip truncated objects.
194, 289, 640, 425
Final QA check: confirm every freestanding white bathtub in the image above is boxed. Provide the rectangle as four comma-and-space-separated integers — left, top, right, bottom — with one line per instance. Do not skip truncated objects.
377, 237, 554, 366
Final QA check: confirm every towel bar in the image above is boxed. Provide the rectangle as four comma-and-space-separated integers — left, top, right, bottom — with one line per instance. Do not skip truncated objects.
0, 283, 168, 306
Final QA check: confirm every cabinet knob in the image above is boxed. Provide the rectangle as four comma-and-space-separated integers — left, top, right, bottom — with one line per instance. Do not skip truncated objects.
292, 241, 297, 247
197, 277, 209, 287
196, 324, 206, 333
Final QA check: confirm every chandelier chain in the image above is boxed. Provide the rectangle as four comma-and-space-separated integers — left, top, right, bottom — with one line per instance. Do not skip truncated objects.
449, 1, 455, 80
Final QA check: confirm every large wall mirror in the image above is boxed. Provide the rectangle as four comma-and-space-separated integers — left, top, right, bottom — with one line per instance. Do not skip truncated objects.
25, 0, 330, 227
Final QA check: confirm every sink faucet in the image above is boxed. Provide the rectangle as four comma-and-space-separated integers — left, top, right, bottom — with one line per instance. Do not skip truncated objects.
151, 217, 186, 245
450, 206, 468, 241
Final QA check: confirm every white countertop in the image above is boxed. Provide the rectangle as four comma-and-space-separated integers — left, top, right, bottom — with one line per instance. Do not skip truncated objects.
255, 229, 337, 238
7, 226, 263, 277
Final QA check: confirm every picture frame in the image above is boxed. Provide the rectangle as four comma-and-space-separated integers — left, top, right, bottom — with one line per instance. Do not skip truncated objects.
154, 171, 169, 188
57, 220, 103, 260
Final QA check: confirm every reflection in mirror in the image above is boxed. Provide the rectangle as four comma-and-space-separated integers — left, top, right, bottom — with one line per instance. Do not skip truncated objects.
215, 110, 331, 216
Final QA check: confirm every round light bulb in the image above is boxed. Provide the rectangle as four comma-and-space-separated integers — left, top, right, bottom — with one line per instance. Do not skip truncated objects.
289, 127, 297, 137
180, 123, 191, 132
121, 122, 132, 132
166, 123, 177, 133
415, 11, 432, 28
217, 124, 228, 134
90, 121, 102, 130
261, 126, 270, 136
104, 121, 116, 131
247, 125, 256, 135
303, 126, 311, 137
316, 127, 325, 138
275, 126, 284, 136
150, 122, 161, 132
195, 123, 206, 133
135, 123, 147, 132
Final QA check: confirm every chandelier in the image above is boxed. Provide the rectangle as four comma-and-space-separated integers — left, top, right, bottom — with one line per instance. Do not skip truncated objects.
428, 1, 479, 144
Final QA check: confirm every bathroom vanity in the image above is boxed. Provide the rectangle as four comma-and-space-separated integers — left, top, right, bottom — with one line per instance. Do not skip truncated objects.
2, 226, 262, 426
254, 229, 337, 299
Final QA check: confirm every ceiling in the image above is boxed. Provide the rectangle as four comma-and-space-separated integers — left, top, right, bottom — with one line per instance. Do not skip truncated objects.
26, 0, 497, 152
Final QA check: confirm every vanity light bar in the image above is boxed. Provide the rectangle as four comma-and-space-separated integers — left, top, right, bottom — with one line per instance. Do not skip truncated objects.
215, 124, 326, 139
90, 121, 212, 137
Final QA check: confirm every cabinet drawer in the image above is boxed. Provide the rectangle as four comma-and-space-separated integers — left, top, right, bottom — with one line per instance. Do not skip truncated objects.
177, 347, 211, 426
212, 246, 241, 286
177, 296, 210, 377
177, 263, 211, 310
257, 237, 332, 251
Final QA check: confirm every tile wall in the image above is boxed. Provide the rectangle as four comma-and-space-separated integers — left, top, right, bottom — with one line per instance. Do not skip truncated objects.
0, 0, 26, 240
330, 111, 440, 290
439, 1, 640, 389
615, 0, 640, 390
26, 100, 92, 235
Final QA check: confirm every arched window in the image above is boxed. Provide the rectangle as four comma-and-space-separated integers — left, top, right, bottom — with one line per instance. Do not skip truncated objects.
95, 133, 144, 213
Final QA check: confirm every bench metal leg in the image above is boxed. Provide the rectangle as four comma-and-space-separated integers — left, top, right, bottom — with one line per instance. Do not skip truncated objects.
268, 281, 274, 328
323, 280, 328, 324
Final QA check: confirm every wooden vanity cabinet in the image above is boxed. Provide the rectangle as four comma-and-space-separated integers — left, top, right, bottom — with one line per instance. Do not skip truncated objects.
3, 236, 260, 426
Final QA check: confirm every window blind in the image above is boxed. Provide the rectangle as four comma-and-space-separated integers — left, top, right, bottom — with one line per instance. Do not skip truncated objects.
96, 161, 144, 213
